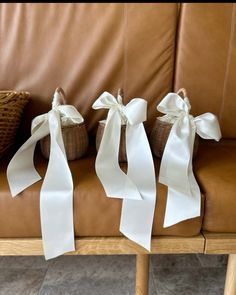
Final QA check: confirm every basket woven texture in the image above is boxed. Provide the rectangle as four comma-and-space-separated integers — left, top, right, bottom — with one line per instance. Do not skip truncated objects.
0, 90, 30, 158
150, 88, 199, 158
96, 122, 127, 162
40, 122, 89, 161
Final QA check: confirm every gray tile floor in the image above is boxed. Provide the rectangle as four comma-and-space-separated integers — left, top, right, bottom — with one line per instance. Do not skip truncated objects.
0, 254, 227, 295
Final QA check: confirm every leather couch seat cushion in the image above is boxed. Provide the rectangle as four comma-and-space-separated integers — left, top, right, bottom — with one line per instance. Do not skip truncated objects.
0, 148, 202, 238
194, 140, 236, 232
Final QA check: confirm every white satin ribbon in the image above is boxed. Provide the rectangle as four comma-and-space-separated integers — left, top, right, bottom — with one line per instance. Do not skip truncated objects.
7, 89, 84, 260
157, 92, 222, 227
92, 92, 156, 251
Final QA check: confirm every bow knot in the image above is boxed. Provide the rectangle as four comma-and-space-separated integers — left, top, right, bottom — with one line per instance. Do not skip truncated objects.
116, 95, 128, 125
93, 92, 147, 126
93, 92, 126, 124
157, 92, 221, 140
31, 106, 84, 136
157, 92, 192, 118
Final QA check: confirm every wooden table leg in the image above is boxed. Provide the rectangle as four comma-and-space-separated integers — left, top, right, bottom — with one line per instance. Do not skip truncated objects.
135, 254, 150, 295
224, 254, 236, 295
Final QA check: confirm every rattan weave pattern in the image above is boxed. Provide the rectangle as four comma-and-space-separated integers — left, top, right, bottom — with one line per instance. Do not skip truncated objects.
40, 122, 89, 161
0, 90, 30, 158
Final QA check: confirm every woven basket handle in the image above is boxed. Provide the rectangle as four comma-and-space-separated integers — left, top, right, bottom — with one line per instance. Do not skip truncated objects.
117, 88, 124, 99
177, 88, 187, 99
52, 87, 66, 108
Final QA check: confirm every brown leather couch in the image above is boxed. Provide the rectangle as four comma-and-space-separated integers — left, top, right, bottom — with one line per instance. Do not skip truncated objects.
0, 3, 235, 295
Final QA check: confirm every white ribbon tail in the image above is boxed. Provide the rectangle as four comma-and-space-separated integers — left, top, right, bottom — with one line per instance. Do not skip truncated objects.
163, 152, 201, 227
95, 109, 142, 200
7, 120, 50, 197
40, 110, 75, 260
120, 123, 156, 251
163, 186, 201, 227
160, 116, 201, 227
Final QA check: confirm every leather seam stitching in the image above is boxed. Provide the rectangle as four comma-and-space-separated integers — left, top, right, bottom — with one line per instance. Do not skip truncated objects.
123, 3, 128, 104
219, 4, 236, 126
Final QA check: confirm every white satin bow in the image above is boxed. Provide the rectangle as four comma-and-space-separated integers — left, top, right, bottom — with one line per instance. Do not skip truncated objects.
92, 92, 156, 251
157, 92, 222, 227
7, 89, 84, 260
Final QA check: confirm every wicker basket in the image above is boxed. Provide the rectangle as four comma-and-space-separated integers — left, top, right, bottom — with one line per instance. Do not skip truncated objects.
96, 121, 127, 162
150, 88, 199, 158
40, 122, 89, 161
0, 90, 30, 158
39, 87, 89, 161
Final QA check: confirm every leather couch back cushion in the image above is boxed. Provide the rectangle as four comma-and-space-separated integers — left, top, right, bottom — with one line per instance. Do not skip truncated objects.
0, 3, 178, 139
175, 3, 236, 138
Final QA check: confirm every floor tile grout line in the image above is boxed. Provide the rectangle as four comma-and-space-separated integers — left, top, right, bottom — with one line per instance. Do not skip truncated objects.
195, 253, 205, 268
150, 257, 158, 295
37, 260, 52, 294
